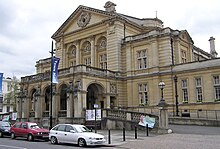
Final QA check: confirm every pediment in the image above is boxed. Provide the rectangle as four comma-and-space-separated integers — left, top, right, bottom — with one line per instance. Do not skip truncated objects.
52, 5, 114, 39
179, 30, 194, 44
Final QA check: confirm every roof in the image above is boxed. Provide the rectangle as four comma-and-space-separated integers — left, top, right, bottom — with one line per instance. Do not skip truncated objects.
51, 4, 163, 39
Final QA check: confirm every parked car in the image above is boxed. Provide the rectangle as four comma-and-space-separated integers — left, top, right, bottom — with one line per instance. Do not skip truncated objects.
49, 124, 106, 147
10, 122, 49, 141
0, 121, 11, 137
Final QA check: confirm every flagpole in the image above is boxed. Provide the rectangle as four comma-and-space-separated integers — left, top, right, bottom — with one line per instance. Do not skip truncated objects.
49, 41, 54, 130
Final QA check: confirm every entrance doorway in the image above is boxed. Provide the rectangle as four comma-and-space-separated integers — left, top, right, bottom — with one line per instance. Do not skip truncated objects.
86, 83, 104, 109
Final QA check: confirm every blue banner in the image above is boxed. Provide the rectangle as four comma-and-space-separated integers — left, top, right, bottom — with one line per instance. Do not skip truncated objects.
0, 73, 3, 95
52, 57, 60, 84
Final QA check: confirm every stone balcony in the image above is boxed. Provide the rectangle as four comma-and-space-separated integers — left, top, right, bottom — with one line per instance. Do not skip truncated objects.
21, 65, 122, 83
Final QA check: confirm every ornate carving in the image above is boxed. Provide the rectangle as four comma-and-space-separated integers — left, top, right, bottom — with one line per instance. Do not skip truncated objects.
110, 83, 117, 94
75, 80, 82, 90
34, 86, 41, 96
77, 11, 91, 28
108, 25, 115, 35
104, 1, 116, 13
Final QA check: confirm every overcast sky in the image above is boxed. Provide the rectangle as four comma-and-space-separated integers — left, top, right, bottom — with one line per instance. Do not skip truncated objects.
1, 0, 220, 79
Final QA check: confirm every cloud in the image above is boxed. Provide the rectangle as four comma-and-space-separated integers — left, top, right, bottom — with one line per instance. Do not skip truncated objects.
0, 0, 220, 78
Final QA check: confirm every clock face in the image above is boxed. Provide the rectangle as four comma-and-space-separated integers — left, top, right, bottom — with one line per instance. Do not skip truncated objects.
77, 12, 91, 27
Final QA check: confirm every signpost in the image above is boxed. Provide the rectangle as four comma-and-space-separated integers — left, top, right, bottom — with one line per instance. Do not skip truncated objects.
94, 104, 98, 133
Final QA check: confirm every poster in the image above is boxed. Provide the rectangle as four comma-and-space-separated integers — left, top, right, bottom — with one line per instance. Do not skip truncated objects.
86, 109, 101, 121
138, 115, 156, 128
11, 112, 17, 120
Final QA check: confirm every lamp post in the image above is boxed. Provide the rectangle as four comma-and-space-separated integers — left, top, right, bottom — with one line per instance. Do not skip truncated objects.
94, 104, 98, 133
158, 81, 167, 107
174, 75, 179, 116
49, 41, 55, 130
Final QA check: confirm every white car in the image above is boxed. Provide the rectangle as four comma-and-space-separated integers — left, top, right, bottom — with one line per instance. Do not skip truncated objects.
49, 124, 106, 147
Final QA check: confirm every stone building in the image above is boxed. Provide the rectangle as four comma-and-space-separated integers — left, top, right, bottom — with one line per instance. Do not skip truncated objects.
18, 1, 220, 124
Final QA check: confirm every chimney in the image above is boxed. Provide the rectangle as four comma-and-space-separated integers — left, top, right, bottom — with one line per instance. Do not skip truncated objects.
209, 36, 218, 58
104, 1, 116, 13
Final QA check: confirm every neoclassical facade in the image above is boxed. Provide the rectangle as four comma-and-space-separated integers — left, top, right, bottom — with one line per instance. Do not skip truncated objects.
18, 1, 220, 124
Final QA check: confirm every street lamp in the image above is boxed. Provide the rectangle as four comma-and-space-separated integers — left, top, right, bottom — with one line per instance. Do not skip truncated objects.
158, 81, 167, 107
174, 75, 179, 116
49, 41, 55, 130
94, 104, 98, 133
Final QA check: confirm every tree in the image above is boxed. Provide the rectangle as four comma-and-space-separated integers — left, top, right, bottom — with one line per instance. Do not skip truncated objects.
4, 76, 20, 112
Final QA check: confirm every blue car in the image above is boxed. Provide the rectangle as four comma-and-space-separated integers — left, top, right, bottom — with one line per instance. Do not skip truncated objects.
0, 121, 11, 137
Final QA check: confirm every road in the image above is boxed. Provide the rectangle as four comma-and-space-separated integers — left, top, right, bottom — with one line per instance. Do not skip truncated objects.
0, 125, 219, 149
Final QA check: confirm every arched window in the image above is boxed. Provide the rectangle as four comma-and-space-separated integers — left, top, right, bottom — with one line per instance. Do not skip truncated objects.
97, 37, 107, 50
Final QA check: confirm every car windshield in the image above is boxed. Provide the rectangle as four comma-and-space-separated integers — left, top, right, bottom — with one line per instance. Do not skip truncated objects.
0, 122, 10, 127
29, 124, 40, 129
75, 125, 90, 133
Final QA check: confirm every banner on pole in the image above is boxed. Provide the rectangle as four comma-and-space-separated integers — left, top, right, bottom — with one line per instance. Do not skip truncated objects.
52, 57, 60, 84
0, 73, 3, 95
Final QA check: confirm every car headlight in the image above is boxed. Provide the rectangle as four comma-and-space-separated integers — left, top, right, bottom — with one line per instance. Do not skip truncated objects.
37, 132, 42, 135
89, 137, 96, 140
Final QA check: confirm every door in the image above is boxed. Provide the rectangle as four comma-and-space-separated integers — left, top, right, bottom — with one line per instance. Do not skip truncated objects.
20, 123, 28, 137
65, 125, 78, 144
55, 125, 66, 143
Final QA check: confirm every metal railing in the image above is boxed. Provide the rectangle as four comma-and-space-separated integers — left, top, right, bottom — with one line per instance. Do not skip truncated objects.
119, 106, 220, 120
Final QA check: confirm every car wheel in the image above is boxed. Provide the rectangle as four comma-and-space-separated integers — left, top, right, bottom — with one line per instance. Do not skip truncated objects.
78, 138, 86, 147
50, 136, 58, 144
11, 133, 16, 139
0, 131, 3, 137
27, 134, 34, 141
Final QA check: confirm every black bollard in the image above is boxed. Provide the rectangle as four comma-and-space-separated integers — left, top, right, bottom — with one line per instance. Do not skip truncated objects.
108, 129, 111, 144
135, 126, 137, 139
123, 128, 126, 141
146, 124, 149, 136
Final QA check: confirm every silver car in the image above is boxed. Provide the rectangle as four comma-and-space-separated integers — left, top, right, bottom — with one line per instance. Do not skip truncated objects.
49, 124, 105, 147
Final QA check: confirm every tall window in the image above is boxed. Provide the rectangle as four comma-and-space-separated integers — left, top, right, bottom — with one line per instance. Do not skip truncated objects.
182, 79, 188, 103
99, 54, 107, 69
137, 50, 147, 69
84, 57, 91, 66
195, 78, 203, 102
213, 75, 220, 101
181, 50, 187, 63
138, 83, 148, 105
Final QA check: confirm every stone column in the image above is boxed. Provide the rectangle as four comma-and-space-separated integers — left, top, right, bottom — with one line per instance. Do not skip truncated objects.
75, 41, 80, 65
35, 95, 43, 118
106, 95, 111, 109
90, 36, 95, 67
52, 93, 59, 118
74, 92, 82, 117
158, 102, 169, 134
67, 92, 74, 118
23, 97, 29, 119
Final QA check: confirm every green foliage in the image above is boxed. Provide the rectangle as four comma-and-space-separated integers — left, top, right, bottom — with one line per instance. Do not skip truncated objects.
4, 76, 20, 111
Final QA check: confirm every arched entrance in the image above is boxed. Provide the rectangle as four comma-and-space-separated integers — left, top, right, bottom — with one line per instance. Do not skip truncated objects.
86, 83, 104, 109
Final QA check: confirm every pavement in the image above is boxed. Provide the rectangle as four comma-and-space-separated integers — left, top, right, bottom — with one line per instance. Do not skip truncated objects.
96, 125, 220, 149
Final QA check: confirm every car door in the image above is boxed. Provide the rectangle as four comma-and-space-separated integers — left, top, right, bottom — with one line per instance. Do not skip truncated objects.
64, 125, 78, 144
20, 123, 28, 137
12, 122, 22, 136
55, 125, 66, 143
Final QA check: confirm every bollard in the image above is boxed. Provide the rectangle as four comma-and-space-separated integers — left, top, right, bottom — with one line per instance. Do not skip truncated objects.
135, 126, 137, 139
108, 129, 111, 144
146, 124, 149, 136
123, 128, 126, 141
